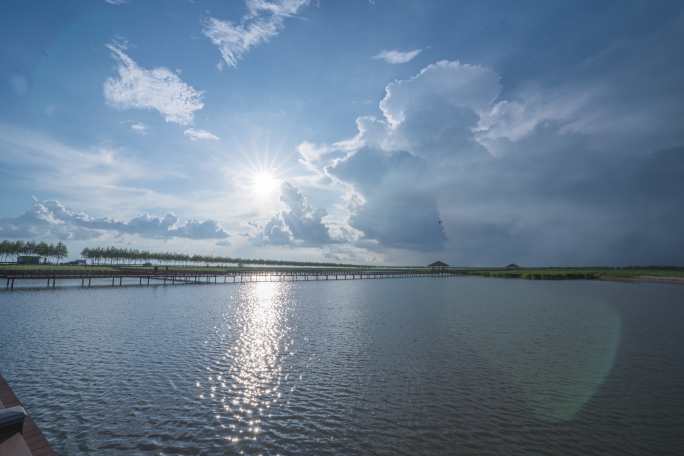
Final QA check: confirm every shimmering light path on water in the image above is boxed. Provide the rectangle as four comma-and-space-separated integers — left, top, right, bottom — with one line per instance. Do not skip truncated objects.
1, 278, 683, 455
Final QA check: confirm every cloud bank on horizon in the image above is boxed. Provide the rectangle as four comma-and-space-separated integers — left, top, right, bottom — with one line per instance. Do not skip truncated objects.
0, 199, 229, 241
1, 0, 683, 265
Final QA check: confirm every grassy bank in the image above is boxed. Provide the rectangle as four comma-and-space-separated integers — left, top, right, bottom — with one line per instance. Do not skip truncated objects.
460, 267, 684, 281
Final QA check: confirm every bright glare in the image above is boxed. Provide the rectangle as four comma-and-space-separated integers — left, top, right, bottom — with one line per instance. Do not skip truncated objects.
252, 170, 279, 196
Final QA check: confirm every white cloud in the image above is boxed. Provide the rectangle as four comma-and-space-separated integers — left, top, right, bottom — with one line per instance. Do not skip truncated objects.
380, 60, 501, 127
246, 0, 307, 17
103, 43, 204, 125
0, 199, 230, 241
295, 61, 534, 251
202, 0, 310, 69
0, 123, 192, 218
257, 182, 334, 245
129, 121, 148, 135
373, 48, 422, 64
261, 215, 292, 245
294, 61, 523, 251
184, 128, 220, 141
105, 0, 128, 5
1, 123, 151, 185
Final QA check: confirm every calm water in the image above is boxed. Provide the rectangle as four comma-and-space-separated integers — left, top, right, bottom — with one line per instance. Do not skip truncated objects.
1, 277, 683, 455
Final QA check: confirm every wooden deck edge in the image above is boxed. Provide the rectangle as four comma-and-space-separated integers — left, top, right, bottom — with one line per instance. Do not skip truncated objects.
0, 374, 57, 456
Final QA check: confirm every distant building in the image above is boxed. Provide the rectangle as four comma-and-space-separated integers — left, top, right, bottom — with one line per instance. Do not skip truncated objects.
17, 255, 40, 265
505, 263, 520, 269
428, 261, 449, 270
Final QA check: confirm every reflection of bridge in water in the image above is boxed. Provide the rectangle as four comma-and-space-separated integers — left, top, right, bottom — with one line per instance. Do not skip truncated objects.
2, 267, 461, 290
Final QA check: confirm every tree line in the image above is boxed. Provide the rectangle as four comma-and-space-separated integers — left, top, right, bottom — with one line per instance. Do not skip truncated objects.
0, 240, 68, 263
80, 246, 359, 267
1, 241, 360, 267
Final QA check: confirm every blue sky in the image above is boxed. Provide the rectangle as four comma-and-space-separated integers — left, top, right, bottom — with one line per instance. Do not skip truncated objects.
1, 0, 683, 265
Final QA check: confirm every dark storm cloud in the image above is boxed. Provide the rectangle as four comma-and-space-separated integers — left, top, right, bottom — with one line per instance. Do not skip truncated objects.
437, 130, 684, 266
301, 35, 684, 265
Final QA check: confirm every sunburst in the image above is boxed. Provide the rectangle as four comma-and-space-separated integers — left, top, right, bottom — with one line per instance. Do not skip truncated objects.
229, 135, 298, 200
251, 170, 280, 196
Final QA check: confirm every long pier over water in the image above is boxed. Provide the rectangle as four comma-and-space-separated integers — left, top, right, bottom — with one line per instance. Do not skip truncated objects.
2, 267, 459, 290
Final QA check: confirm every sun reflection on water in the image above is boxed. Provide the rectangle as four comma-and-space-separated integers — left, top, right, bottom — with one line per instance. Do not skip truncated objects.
217, 282, 292, 444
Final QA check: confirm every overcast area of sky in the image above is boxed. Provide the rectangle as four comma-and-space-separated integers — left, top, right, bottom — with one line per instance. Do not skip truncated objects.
1, 0, 683, 266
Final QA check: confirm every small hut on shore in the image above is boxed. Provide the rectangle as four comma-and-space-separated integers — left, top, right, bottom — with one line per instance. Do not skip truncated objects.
428, 261, 449, 271
17, 255, 40, 265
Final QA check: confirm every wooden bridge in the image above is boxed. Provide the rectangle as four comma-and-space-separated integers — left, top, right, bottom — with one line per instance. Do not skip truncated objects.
2, 267, 460, 290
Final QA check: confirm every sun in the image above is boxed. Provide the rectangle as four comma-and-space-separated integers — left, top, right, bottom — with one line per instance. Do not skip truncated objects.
231, 139, 290, 199
251, 170, 280, 196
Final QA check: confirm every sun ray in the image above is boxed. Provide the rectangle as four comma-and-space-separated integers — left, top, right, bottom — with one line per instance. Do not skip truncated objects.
223, 134, 302, 201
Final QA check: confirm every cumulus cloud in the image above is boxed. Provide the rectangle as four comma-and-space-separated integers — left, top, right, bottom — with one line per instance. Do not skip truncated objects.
298, 57, 684, 264
104, 43, 204, 125
261, 216, 293, 245
184, 128, 220, 141
327, 147, 446, 250
297, 62, 499, 251
258, 182, 334, 245
203, 0, 310, 69
373, 48, 422, 64
380, 60, 500, 126
0, 199, 229, 241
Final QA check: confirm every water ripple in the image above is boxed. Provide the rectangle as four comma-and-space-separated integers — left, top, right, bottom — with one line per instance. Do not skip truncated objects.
1, 279, 684, 455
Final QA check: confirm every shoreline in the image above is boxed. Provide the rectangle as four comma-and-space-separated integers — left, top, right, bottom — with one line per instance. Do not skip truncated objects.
600, 275, 684, 286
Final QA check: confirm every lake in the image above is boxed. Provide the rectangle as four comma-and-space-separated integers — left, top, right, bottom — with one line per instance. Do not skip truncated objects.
1, 277, 683, 455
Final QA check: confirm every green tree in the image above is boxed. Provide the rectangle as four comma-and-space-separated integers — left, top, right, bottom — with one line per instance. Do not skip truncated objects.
56, 242, 68, 263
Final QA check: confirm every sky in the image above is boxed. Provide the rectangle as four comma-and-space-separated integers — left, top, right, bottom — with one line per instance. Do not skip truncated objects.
1, 0, 683, 266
